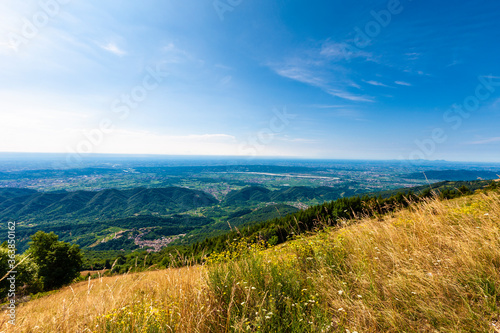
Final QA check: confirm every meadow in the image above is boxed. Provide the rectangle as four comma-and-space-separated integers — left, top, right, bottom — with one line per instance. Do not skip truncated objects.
3, 188, 500, 332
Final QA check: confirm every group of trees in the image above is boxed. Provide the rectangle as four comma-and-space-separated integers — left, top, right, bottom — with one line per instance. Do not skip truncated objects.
1, 231, 82, 298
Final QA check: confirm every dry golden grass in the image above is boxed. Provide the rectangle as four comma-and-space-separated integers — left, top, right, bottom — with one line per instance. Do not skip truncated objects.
3, 190, 500, 332
312, 190, 500, 331
80, 269, 108, 277
1, 266, 211, 332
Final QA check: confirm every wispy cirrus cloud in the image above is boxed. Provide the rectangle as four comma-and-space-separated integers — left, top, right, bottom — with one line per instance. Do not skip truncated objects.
395, 81, 412, 86
320, 41, 374, 61
268, 35, 390, 103
276, 136, 318, 143
467, 137, 500, 145
307, 104, 350, 109
274, 66, 326, 87
271, 59, 374, 102
405, 52, 421, 61
101, 42, 126, 56
446, 59, 463, 67
326, 88, 374, 102
363, 80, 389, 87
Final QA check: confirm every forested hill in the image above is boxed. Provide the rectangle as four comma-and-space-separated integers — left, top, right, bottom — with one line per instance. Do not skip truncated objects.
0, 187, 217, 223
222, 184, 362, 206
0, 184, 368, 225
407, 169, 500, 181
368, 180, 495, 198
1, 180, 497, 254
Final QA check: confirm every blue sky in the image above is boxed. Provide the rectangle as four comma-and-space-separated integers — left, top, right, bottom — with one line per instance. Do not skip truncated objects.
0, 0, 499, 161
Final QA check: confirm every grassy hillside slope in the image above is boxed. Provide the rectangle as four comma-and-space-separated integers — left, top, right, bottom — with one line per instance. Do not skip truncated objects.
4, 189, 500, 332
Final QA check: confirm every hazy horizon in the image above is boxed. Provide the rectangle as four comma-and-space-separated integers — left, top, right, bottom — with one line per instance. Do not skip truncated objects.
1, 151, 500, 164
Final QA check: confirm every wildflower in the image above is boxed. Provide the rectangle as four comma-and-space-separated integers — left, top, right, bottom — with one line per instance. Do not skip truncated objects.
338, 307, 345, 312
357, 295, 362, 298
241, 302, 246, 305
338, 290, 344, 295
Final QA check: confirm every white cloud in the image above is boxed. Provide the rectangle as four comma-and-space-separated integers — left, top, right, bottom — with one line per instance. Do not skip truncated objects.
363, 80, 389, 87
85, 130, 312, 157
274, 66, 326, 87
308, 104, 350, 109
467, 137, 500, 145
80, 130, 237, 153
405, 52, 421, 61
269, 38, 381, 103
320, 41, 373, 61
327, 89, 374, 102
273, 65, 373, 102
215, 64, 232, 70
219, 75, 232, 86
161, 42, 202, 65
172, 134, 236, 141
101, 42, 126, 56
276, 137, 318, 143
395, 81, 412, 86
446, 59, 463, 67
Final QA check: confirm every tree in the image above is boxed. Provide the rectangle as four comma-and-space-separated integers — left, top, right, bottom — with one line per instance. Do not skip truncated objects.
27, 231, 82, 290
0, 243, 40, 297
458, 185, 472, 195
